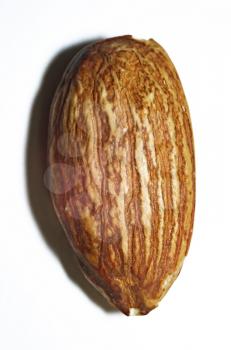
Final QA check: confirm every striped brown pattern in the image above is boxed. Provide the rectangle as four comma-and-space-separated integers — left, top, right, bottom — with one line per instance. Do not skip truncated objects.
48, 36, 195, 315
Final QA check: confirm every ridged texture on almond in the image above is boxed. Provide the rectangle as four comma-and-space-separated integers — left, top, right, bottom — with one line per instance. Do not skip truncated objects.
48, 35, 195, 315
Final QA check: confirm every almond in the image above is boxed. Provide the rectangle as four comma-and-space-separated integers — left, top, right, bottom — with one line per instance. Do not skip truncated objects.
47, 35, 195, 315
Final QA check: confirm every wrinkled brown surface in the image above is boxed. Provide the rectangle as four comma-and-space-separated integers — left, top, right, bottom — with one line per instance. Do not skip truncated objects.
48, 35, 195, 315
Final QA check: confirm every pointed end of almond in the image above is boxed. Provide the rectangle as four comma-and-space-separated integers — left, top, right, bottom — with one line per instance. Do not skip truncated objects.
129, 308, 141, 316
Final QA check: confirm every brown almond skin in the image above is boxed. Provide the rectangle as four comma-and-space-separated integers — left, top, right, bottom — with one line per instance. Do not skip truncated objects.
47, 35, 195, 316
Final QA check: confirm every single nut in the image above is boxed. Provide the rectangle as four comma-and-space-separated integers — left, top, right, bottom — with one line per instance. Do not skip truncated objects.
47, 35, 195, 316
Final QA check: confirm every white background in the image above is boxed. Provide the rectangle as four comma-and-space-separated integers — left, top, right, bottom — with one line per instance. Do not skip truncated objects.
0, 0, 231, 349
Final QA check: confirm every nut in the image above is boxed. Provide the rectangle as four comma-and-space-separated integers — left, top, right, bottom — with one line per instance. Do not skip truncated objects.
47, 35, 195, 315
